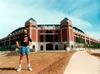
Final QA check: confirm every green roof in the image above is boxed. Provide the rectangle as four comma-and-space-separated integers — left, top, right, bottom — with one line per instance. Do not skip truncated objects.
27, 17, 37, 22
8, 27, 25, 35
73, 27, 84, 34
61, 17, 69, 22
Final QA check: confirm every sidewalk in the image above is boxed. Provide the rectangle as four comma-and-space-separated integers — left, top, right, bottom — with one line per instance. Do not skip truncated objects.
0, 51, 11, 55
64, 51, 100, 74
91, 49, 100, 54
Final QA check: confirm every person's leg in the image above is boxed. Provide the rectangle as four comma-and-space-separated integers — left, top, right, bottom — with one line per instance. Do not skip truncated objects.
26, 54, 32, 71
19, 54, 24, 65
17, 47, 25, 72
26, 54, 30, 64
25, 46, 30, 64
17, 54, 24, 72
25, 47, 32, 71
19, 47, 25, 65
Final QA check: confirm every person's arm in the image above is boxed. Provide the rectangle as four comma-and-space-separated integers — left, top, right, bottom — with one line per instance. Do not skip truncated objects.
16, 41, 22, 48
28, 36, 32, 49
29, 42, 32, 47
28, 42, 32, 49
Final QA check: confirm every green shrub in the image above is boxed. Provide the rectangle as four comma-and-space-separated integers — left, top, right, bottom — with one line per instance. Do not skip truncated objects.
0, 45, 10, 51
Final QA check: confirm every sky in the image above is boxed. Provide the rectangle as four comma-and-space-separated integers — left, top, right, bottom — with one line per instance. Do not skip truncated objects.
0, 0, 100, 39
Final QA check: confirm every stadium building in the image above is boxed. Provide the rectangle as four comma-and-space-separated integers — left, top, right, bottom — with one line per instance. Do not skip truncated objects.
0, 17, 99, 51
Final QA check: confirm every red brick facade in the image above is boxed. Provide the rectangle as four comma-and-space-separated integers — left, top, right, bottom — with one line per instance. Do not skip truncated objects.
0, 17, 99, 51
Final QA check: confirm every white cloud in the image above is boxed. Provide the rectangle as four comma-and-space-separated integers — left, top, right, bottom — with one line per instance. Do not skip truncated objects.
69, 16, 92, 29
0, 0, 97, 39
0, 1, 93, 25
71, 2, 100, 19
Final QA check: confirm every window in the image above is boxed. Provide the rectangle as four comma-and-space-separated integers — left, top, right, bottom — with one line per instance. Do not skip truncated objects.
40, 35, 43, 42
61, 24, 67, 28
40, 30, 43, 33
46, 30, 53, 42
55, 35, 58, 41
32, 25, 36, 28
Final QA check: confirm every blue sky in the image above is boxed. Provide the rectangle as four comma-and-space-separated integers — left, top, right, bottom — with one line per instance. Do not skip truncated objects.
0, 0, 100, 39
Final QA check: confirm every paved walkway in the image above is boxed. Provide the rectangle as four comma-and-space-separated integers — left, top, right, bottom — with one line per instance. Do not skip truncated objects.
64, 51, 100, 74
0, 51, 11, 55
91, 50, 100, 54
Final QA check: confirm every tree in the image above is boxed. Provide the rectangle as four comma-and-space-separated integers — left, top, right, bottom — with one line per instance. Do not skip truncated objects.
76, 37, 85, 44
93, 43, 100, 48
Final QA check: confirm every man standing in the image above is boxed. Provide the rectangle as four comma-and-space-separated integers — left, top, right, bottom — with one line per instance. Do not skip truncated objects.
16, 28, 32, 72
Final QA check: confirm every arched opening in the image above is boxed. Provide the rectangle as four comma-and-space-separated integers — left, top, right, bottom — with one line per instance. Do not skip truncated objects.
33, 45, 35, 49
64, 45, 66, 50
46, 44, 53, 50
55, 45, 58, 50
71, 45, 73, 48
40, 45, 43, 51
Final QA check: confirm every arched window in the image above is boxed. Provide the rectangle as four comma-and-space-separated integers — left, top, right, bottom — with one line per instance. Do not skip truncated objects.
46, 44, 53, 50
33, 45, 35, 49
40, 46, 43, 51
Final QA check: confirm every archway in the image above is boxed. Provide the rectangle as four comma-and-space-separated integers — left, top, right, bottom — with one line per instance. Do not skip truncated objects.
33, 45, 35, 49
40, 45, 43, 51
55, 45, 58, 50
64, 45, 66, 50
46, 44, 53, 50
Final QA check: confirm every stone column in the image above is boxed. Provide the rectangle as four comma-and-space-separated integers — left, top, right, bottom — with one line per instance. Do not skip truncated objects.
43, 44, 46, 51
89, 38, 91, 45
53, 34, 55, 42
53, 43, 55, 50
